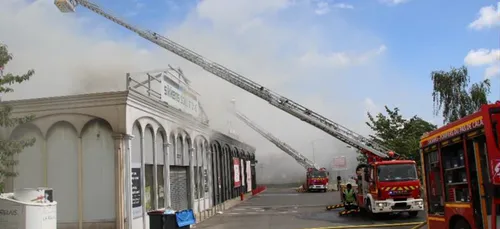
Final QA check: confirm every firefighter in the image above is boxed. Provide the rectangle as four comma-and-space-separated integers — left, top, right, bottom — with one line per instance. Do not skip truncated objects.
343, 183, 356, 210
336, 176, 342, 191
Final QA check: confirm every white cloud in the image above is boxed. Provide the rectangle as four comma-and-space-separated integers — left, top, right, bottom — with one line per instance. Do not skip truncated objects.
315, 1, 330, 15
0, 0, 387, 183
485, 64, 500, 79
379, 0, 410, 6
464, 49, 500, 66
299, 45, 386, 68
469, 5, 500, 30
314, 1, 353, 15
464, 49, 500, 79
333, 3, 354, 9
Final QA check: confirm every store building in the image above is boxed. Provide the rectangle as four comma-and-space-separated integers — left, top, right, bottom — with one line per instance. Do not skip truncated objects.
0, 67, 257, 229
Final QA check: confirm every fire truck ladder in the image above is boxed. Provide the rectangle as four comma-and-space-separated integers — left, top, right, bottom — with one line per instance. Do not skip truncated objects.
54, 0, 394, 159
230, 101, 318, 170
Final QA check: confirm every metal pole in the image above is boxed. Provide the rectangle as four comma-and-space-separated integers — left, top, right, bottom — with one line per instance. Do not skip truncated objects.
311, 142, 316, 163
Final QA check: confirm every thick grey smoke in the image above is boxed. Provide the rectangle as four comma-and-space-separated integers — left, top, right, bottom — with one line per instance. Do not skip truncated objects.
0, 0, 388, 183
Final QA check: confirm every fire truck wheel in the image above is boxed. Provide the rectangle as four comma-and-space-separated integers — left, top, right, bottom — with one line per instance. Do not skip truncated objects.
408, 211, 418, 217
365, 201, 376, 219
452, 218, 471, 229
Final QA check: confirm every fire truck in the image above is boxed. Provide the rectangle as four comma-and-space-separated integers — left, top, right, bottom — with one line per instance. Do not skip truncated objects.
55, 0, 421, 220
305, 167, 329, 192
353, 152, 424, 217
420, 102, 500, 229
230, 103, 328, 192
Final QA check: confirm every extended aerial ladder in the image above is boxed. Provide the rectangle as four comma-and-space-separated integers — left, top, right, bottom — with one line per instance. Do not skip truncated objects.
229, 100, 318, 170
54, 0, 397, 161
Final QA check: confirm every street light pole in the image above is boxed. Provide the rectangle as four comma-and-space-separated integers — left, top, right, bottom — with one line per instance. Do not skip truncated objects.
311, 141, 316, 163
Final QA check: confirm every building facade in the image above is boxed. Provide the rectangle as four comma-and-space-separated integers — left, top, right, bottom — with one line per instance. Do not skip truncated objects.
1, 68, 257, 229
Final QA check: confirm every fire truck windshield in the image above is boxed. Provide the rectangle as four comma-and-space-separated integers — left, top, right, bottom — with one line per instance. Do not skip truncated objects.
377, 164, 417, 182
310, 171, 327, 178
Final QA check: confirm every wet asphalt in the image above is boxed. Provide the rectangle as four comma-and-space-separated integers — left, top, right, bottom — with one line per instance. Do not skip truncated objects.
194, 187, 427, 229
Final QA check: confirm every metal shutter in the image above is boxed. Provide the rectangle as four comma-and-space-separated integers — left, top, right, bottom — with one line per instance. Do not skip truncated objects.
170, 166, 189, 211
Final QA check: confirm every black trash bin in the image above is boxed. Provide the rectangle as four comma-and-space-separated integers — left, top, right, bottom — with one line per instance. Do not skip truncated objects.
148, 210, 189, 229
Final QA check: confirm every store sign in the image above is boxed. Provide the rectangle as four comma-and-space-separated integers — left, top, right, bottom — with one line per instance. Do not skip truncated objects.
233, 158, 241, 187
131, 164, 142, 218
246, 161, 252, 192
161, 74, 200, 117
332, 156, 347, 171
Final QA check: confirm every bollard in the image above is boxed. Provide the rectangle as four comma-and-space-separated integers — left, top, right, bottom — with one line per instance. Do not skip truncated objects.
240, 192, 244, 201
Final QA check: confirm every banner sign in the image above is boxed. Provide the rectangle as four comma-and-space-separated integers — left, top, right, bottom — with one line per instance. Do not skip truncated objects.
233, 158, 241, 187
332, 156, 347, 171
241, 159, 245, 187
246, 161, 252, 192
161, 73, 200, 117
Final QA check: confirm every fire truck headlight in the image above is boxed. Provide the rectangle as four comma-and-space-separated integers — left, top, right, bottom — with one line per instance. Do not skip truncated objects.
415, 201, 423, 206
376, 203, 385, 207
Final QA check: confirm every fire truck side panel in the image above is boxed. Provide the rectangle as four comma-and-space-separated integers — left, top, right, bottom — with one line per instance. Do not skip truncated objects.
444, 204, 475, 229
427, 216, 446, 229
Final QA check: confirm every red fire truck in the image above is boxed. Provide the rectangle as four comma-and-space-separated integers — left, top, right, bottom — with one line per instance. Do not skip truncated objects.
354, 151, 424, 217
420, 102, 500, 229
305, 168, 329, 192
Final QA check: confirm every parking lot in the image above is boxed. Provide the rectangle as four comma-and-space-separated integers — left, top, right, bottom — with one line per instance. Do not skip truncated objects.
195, 187, 427, 229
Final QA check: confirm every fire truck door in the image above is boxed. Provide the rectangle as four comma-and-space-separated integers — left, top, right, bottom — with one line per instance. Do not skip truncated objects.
470, 137, 491, 229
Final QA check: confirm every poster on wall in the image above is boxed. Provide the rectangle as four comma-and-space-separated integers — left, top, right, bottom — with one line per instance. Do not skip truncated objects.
240, 159, 245, 187
246, 161, 252, 192
233, 158, 241, 187
131, 163, 142, 218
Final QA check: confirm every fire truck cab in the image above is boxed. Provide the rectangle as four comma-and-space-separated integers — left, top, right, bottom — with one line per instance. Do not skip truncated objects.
420, 101, 500, 229
356, 160, 424, 217
305, 168, 329, 192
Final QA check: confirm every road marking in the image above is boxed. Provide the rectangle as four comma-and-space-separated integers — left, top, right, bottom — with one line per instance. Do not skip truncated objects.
239, 204, 325, 208
258, 193, 300, 196
302, 222, 426, 229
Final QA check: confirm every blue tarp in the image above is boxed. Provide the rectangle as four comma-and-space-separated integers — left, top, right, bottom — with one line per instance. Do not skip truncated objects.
176, 209, 196, 227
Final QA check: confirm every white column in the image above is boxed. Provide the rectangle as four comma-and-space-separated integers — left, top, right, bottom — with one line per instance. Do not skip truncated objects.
189, 147, 195, 209
125, 134, 134, 229
164, 141, 171, 208
152, 134, 158, 210
207, 150, 213, 209
140, 134, 146, 229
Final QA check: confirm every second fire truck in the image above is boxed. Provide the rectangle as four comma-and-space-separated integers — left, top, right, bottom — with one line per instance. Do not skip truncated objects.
231, 102, 329, 192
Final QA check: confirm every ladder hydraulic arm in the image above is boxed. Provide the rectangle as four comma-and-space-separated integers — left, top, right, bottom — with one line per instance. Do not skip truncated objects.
54, 0, 395, 159
230, 102, 318, 170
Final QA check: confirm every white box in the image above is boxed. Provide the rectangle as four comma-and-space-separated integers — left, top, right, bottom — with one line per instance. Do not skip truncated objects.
0, 189, 57, 229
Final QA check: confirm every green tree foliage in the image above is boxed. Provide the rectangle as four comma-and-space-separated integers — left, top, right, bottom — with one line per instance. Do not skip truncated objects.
431, 66, 490, 124
359, 106, 436, 165
0, 43, 35, 192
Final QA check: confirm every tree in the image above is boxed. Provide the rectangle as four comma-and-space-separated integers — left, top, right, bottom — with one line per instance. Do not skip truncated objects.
431, 65, 490, 124
0, 43, 35, 192
360, 106, 436, 165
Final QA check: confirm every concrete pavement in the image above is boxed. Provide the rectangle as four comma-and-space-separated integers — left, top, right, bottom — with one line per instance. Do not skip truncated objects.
194, 187, 427, 229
